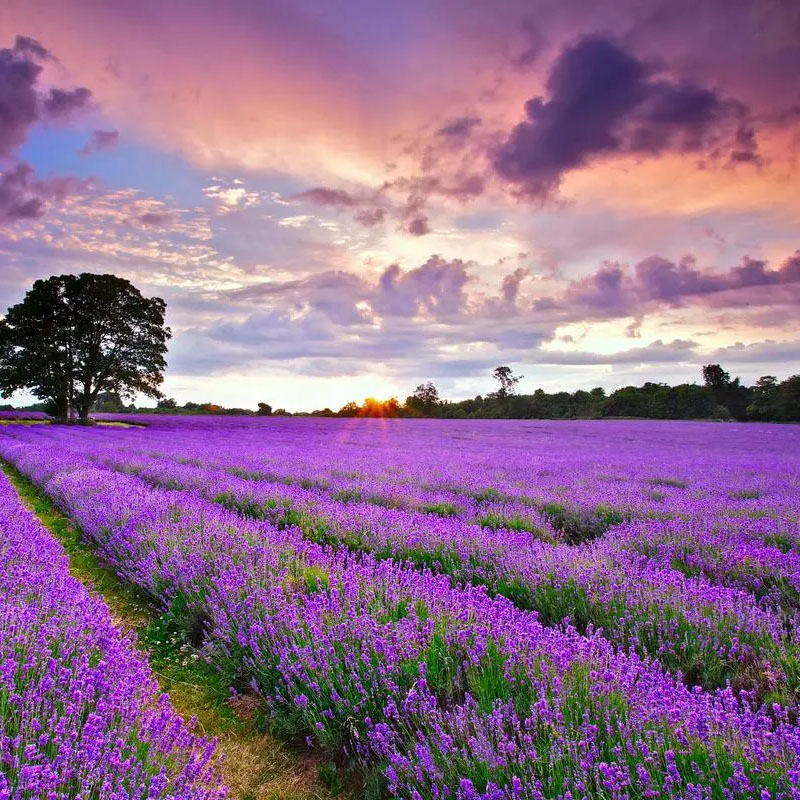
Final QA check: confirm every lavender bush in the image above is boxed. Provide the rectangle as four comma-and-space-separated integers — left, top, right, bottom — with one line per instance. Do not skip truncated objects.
0, 468, 225, 800
2, 418, 800, 798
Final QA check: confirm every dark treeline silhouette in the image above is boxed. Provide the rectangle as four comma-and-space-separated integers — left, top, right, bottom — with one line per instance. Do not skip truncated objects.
6, 363, 798, 423
329, 364, 799, 422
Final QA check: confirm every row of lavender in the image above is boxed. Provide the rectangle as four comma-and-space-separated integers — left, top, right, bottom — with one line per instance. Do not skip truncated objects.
0, 467, 224, 799
7, 424, 800, 699
88, 416, 800, 530
1, 432, 800, 798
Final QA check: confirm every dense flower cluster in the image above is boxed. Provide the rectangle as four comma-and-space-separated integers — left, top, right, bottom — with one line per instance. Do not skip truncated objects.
2, 417, 800, 798
7, 421, 800, 695
0, 468, 225, 799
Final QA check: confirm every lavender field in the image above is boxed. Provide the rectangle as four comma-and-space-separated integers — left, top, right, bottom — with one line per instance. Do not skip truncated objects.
2, 416, 800, 799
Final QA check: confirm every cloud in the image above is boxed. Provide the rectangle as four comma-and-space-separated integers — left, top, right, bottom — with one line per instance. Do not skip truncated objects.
138, 210, 174, 228
11, 35, 52, 61
549, 250, 800, 318
0, 35, 92, 157
0, 35, 92, 223
537, 338, 698, 365
202, 180, 262, 213
436, 116, 481, 138
42, 86, 91, 119
0, 163, 44, 220
494, 36, 757, 198
625, 317, 643, 338
354, 206, 386, 227
0, 36, 46, 158
709, 339, 800, 365
407, 215, 430, 236
81, 128, 119, 155
375, 257, 472, 317
501, 266, 528, 305
0, 161, 89, 223
293, 186, 357, 207
231, 256, 475, 323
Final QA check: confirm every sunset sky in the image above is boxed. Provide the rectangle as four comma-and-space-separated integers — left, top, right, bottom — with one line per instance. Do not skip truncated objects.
1, 0, 798, 410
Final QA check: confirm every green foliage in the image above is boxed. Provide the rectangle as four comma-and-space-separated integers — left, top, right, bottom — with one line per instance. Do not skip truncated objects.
411, 365, 798, 423
491, 365, 522, 399
92, 390, 125, 413
702, 363, 752, 420
404, 381, 441, 416
421, 501, 459, 517
0, 273, 170, 419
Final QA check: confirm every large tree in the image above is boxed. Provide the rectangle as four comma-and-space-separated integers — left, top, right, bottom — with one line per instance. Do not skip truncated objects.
405, 381, 441, 416
701, 362, 751, 421
0, 273, 170, 420
492, 365, 523, 398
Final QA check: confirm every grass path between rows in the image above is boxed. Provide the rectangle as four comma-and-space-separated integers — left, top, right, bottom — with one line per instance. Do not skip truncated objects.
1, 459, 356, 800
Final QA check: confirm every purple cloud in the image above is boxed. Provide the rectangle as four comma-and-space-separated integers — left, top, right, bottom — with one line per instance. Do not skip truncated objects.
138, 211, 174, 227
0, 161, 88, 223
375, 257, 471, 317
407, 215, 430, 236
11, 35, 51, 61
548, 250, 800, 318
494, 36, 757, 198
42, 86, 91, 119
436, 116, 481, 138
354, 206, 386, 227
536, 338, 698, 365
0, 35, 92, 224
0, 163, 44, 220
500, 267, 528, 305
294, 186, 356, 206
0, 37, 45, 157
81, 129, 119, 155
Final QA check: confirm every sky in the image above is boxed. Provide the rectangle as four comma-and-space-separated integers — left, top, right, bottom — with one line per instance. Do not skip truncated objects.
0, 0, 799, 411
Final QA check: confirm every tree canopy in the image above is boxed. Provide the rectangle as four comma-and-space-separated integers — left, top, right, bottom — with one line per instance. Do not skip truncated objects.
492, 366, 523, 398
0, 273, 171, 420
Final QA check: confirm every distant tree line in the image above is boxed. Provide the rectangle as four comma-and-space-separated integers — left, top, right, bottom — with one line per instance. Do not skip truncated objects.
324, 364, 799, 422
8, 364, 798, 423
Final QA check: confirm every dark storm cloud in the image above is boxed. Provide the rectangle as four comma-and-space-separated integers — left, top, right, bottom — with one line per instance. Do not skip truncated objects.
493, 36, 757, 198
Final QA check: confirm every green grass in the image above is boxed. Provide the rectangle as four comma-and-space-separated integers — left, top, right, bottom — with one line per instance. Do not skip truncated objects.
648, 477, 688, 489
1, 461, 356, 800
729, 488, 761, 500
